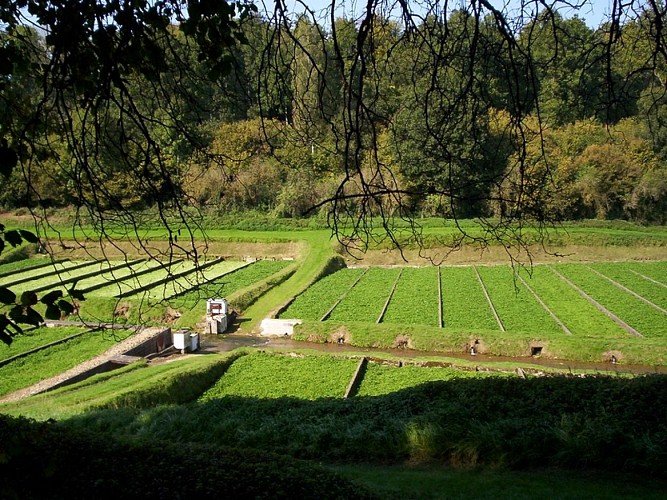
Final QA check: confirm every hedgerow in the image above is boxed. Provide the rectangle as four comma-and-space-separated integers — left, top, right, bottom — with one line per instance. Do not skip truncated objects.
0, 414, 373, 499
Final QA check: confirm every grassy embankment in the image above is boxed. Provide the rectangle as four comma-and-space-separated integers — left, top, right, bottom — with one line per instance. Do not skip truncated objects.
293, 320, 667, 366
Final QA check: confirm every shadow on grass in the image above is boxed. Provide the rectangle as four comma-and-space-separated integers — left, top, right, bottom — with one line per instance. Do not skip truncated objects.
63, 374, 667, 478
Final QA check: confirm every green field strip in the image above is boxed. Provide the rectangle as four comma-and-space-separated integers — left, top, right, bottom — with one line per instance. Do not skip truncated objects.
8, 260, 116, 295
474, 266, 505, 331
80, 259, 176, 295
198, 352, 360, 400
0, 329, 132, 398
377, 269, 403, 323
89, 260, 193, 298
0, 329, 94, 368
0, 258, 68, 279
557, 264, 667, 338
20, 259, 146, 295
550, 266, 643, 337
589, 263, 667, 310
0, 327, 87, 363
440, 266, 498, 330
279, 268, 365, 320
328, 267, 400, 323
356, 363, 502, 397
381, 267, 440, 327
477, 266, 563, 334
172, 260, 292, 305
587, 266, 667, 316
0, 260, 98, 288
625, 261, 667, 284
519, 266, 627, 337
515, 274, 572, 335
320, 268, 368, 321
162, 260, 254, 300
630, 270, 667, 289
117, 258, 227, 299
142, 260, 247, 300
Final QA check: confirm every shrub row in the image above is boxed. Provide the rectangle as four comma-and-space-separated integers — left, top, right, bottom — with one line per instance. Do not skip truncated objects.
70, 373, 667, 476
0, 414, 373, 499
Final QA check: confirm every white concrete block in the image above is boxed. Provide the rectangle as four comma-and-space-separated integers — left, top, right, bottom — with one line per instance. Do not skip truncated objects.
259, 318, 302, 337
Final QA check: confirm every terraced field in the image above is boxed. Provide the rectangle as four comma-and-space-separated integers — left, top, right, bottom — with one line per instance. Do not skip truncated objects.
328, 267, 401, 323
381, 267, 440, 327
199, 352, 359, 400
477, 266, 563, 334
283, 261, 667, 339
0, 327, 132, 397
0, 257, 293, 325
440, 266, 497, 329
173, 260, 291, 304
356, 363, 503, 396
516, 266, 627, 337
555, 264, 666, 337
281, 268, 366, 320
1, 255, 665, 343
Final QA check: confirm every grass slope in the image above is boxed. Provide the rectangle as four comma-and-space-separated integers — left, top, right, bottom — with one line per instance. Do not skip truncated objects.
0, 329, 131, 397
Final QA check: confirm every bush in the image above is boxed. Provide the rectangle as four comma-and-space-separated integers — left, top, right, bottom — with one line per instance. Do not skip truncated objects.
0, 414, 375, 499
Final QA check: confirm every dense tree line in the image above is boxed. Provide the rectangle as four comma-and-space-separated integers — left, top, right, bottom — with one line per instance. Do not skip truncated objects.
2, 1, 667, 227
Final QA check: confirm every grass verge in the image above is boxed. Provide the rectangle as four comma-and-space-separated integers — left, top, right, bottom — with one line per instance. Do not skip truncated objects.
293, 321, 667, 366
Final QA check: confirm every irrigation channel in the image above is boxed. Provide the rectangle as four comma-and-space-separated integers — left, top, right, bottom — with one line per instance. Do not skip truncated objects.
195, 333, 667, 376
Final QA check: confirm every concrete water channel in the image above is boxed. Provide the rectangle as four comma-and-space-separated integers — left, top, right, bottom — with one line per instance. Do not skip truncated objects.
194, 332, 667, 376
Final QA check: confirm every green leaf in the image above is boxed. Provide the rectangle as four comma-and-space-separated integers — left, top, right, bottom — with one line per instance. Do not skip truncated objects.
68, 288, 86, 301
40, 289, 64, 305
19, 230, 39, 243
0, 139, 18, 177
20, 291, 38, 306
0, 315, 13, 346
24, 307, 43, 326
58, 300, 75, 316
45, 304, 61, 320
4, 230, 22, 247
0, 286, 16, 305
8, 305, 25, 324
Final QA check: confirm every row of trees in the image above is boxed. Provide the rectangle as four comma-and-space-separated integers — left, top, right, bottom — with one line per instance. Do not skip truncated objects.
179, 6, 667, 224
2, 1, 667, 228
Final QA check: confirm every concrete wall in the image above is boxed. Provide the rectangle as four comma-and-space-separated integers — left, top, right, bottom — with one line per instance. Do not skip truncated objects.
260, 319, 302, 337
125, 327, 172, 357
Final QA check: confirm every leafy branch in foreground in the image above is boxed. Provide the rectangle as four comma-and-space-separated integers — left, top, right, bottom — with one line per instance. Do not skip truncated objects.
0, 224, 81, 345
